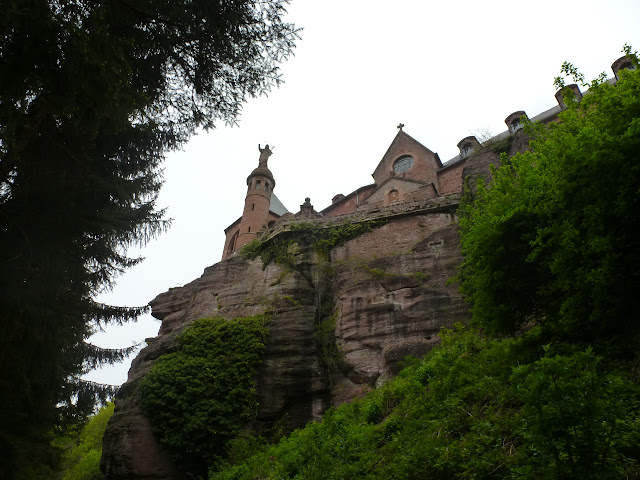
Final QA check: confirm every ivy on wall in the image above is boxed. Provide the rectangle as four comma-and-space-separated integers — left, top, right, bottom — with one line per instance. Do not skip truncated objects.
140, 315, 270, 478
241, 219, 387, 268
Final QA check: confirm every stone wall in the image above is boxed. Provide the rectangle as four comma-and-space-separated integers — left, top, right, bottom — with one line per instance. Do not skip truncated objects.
322, 184, 376, 217
461, 130, 530, 191
253, 193, 461, 248
437, 160, 465, 196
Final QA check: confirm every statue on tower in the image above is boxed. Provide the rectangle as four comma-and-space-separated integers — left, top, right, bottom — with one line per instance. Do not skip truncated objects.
258, 144, 273, 169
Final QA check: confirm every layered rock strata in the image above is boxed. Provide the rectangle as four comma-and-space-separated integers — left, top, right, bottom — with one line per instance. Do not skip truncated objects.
102, 204, 469, 479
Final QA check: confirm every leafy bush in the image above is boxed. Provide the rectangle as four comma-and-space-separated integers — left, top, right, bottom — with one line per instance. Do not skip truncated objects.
59, 402, 114, 480
141, 315, 269, 478
512, 349, 640, 479
209, 326, 640, 480
458, 51, 640, 346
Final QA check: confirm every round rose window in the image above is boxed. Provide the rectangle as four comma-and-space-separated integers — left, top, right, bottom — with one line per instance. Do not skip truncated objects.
393, 155, 414, 173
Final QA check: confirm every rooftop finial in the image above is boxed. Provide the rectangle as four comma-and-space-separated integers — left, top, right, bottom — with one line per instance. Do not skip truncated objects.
397, 123, 405, 131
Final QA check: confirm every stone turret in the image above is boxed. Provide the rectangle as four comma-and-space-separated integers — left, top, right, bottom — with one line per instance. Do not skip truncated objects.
234, 145, 275, 251
222, 144, 289, 260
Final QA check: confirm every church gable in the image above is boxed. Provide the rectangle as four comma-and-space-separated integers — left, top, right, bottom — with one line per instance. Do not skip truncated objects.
371, 128, 443, 189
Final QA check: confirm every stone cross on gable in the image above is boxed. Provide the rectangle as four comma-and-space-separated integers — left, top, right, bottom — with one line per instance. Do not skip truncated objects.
397, 123, 405, 131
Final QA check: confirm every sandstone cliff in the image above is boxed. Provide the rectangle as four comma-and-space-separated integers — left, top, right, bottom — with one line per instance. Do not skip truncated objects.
100, 127, 542, 479
102, 203, 469, 479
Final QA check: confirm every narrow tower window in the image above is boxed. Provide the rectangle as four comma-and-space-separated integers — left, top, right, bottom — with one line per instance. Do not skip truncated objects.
252, 204, 255, 210
255, 180, 261, 190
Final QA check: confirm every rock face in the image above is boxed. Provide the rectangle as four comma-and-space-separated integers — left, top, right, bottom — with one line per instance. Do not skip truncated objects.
101, 203, 469, 479
331, 214, 467, 397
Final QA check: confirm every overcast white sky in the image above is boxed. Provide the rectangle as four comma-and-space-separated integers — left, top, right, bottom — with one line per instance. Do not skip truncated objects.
85, 0, 640, 385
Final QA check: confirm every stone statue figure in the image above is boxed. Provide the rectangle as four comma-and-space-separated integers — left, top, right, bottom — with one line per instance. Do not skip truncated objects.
258, 144, 273, 168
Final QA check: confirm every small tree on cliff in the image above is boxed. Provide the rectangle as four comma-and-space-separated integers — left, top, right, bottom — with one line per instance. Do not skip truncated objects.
0, 0, 298, 476
459, 47, 640, 345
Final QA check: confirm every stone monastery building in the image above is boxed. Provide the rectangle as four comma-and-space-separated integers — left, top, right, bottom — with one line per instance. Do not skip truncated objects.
222, 55, 636, 261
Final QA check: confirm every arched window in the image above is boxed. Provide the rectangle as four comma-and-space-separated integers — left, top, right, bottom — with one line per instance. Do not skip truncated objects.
388, 189, 399, 203
227, 231, 239, 256
621, 62, 636, 71
505, 111, 526, 134
510, 119, 523, 134
393, 155, 414, 173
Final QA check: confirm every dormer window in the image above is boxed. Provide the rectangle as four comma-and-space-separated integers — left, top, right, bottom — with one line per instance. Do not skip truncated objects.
504, 111, 527, 135
457, 136, 481, 158
555, 84, 583, 108
393, 155, 414, 173
612, 55, 637, 80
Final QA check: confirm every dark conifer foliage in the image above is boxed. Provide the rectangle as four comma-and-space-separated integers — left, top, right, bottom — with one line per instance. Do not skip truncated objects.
0, 0, 297, 476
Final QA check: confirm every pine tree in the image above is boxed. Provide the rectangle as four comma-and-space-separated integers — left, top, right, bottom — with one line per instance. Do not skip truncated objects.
0, 1, 298, 476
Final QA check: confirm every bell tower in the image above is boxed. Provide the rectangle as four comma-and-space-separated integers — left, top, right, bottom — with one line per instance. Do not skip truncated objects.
233, 144, 275, 251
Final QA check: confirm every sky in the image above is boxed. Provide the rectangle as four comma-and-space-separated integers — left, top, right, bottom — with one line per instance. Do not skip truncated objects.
85, 0, 640, 386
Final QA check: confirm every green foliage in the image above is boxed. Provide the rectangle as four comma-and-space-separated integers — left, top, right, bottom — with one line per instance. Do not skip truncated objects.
459, 50, 640, 344
240, 232, 300, 269
485, 134, 514, 154
408, 271, 430, 284
241, 219, 387, 268
59, 403, 115, 480
349, 261, 430, 286
314, 311, 343, 381
512, 350, 639, 479
0, 0, 297, 475
355, 262, 395, 279
209, 327, 640, 480
310, 220, 388, 259
141, 315, 270, 478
